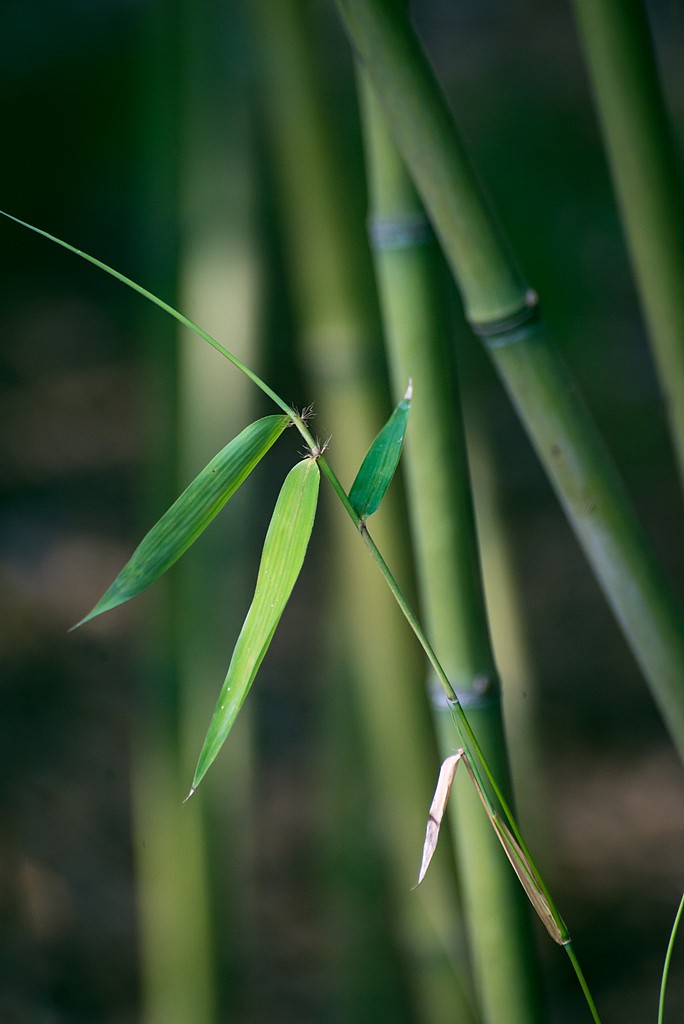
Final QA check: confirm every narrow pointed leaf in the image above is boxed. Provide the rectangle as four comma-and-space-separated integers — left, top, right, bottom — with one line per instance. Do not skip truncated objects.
189, 457, 320, 793
349, 381, 411, 519
75, 415, 289, 627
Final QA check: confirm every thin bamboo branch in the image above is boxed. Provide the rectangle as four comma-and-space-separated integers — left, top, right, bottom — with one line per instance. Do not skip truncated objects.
3, 183, 595, 1018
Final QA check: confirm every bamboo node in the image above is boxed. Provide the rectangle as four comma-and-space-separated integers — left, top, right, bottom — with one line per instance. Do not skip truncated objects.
470, 292, 540, 343
368, 212, 433, 250
449, 675, 499, 710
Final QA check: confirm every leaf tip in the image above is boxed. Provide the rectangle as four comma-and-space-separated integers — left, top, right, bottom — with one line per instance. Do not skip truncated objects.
415, 815, 440, 888
68, 610, 95, 633
405, 378, 413, 401
183, 786, 197, 804
69, 594, 116, 631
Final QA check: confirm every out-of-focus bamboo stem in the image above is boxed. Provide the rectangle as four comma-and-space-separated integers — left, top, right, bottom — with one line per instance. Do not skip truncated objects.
466, 425, 546, 846
332, 0, 684, 766
358, 74, 545, 1024
246, 1, 474, 1020
572, 0, 684, 486
129, 3, 217, 1022
174, 0, 261, 1001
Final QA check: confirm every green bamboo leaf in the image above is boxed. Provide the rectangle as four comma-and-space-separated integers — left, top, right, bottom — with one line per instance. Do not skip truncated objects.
349, 380, 411, 519
189, 457, 320, 794
74, 415, 289, 627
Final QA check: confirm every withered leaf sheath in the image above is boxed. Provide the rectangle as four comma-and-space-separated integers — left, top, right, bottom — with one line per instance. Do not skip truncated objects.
189, 457, 320, 793
349, 381, 411, 520
417, 752, 567, 945
74, 415, 290, 627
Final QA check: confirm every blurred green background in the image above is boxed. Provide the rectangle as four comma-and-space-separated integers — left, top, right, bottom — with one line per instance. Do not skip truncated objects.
2, 2, 684, 1023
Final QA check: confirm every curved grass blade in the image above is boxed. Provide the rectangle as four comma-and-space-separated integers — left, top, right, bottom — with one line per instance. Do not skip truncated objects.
0, 210, 292, 416
658, 891, 684, 1024
74, 415, 289, 627
189, 457, 320, 794
349, 380, 411, 519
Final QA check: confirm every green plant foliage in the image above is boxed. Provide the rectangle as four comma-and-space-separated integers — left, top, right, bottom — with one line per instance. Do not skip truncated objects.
3, 208, 606, 1019
74, 415, 290, 627
349, 382, 411, 519
189, 457, 320, 793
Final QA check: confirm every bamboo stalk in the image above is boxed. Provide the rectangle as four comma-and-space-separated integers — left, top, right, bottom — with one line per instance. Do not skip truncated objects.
246, 1, 474, 1019
467, 426, 546, 849
130, 0, 261, 1016
332, 0, 684, 764
174, 0, 261, 998
129, 0, 217, 1017
358, 75, 545, 1024
571, 0, 684, 484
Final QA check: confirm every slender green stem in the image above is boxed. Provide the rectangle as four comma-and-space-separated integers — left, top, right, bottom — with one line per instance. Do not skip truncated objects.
564, 942, 602, 1024
320, 452, 509, 817
658, 891, 684, 1024
359, 524, 500, 826
318, 453, 570, 950
318, 455, 454, 695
